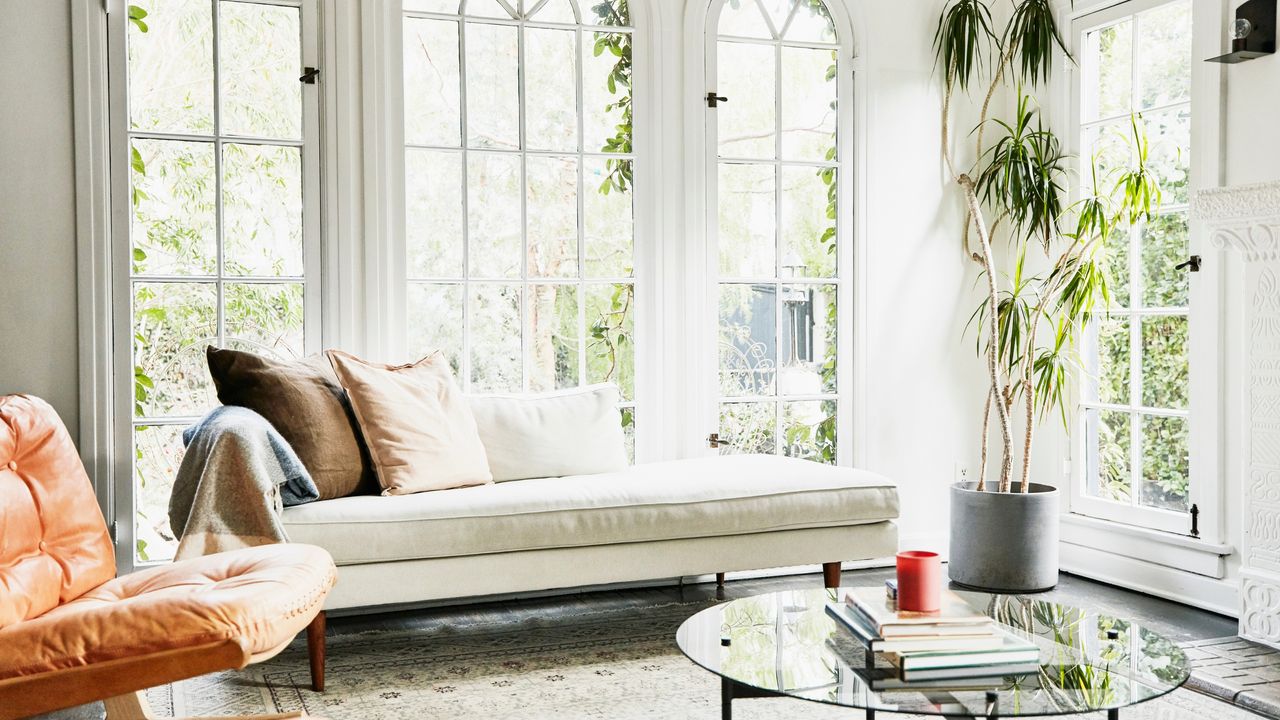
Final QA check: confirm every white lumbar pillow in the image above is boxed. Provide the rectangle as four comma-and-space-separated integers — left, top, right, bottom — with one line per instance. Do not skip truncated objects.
468, 384, 628, 482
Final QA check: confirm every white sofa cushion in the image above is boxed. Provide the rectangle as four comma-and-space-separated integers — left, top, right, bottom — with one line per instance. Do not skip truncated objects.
282, 454, 899, 565
468, 384, 628, 482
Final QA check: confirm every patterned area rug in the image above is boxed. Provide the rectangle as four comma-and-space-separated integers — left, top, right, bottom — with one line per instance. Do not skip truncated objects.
148, 601, 1263, 719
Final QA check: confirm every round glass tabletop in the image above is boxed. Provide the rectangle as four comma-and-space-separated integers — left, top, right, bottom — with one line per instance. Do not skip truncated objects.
675, 588, 1191, 718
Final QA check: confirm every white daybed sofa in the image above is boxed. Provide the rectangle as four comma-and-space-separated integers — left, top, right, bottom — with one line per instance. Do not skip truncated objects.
283, 453, 900, 612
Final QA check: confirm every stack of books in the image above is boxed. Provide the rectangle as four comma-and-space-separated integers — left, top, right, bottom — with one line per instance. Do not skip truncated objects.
826, 586, 1040, 682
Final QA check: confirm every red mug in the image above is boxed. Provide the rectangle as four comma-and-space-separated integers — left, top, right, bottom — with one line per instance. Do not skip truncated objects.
896, 550, 942, 612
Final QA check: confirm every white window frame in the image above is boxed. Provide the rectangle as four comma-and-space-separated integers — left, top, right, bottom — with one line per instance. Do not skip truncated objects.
693, 0, 860, 465
103, 0, 323, 570
1066, 0, 1224, 542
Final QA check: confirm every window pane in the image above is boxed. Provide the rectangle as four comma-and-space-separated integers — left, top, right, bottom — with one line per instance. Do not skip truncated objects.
1142, 212, 1189, 308
132, 282, 217, 417
1136, 1, 1191, 110
469, 284, 523, 391
1141, 414, 1189, 512
407, 282, 464, 370
719, 163, 775, 277
468, 152, 522, 278
584, 158, 633, 277
779, 284, 835, 394
127, 0, 213, 134
1103, 222, 1130, 308
223, 282, 305, 359
1093, 316, 1129, 405
1147, 106, 1191, 206
1086, 408, 1131, 503
528, 284, 580, 391
134, 425, 186, 563
533, 0, 579, 23
222, 143, 303, 277
780, 165, 835, 278
757, 0, 792, 35
219, 2, 301, 140
404, 18, 462, 147
405, 0, 459, 12
719, 402, 776, 454
718, 0, 772, 38
586, 283, 635, 399
464, 0, 515, 20
1083, 19, 1131, 121
780, 47, 836, 162
527, 155, 579, 278
583, 31, 632, 154
466, 23, 520, 149
720, 283, 776, 396
584, 0, 629, 25
130, 139, 217, 277
1141, 315, 1188, 409
717, 41, 775, 159
407, 149, 464, 278
782, 400, 836, 463
784, 0, 835, 43
526, 28, 578, 152
622, 405, 636, 462
1082, 122, 1130, 199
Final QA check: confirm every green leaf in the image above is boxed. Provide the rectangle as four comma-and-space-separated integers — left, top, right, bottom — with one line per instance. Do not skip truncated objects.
128, 4, 149, 33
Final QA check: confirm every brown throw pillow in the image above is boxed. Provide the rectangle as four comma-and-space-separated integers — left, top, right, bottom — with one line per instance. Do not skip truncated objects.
326, 350, 493, 496
206, 347, 372, 500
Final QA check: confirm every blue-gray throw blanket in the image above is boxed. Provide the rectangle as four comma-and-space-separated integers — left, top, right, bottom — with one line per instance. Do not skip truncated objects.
168, 405, 319, 560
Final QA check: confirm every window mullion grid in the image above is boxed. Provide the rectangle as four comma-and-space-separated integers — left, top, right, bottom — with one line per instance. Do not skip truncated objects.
458, 16, 473, 391
1125, 14, 1144, 511
212, 0, 226, 352
575, 22, 588, 390
772, 37, 784, 456
518, 16, 530, 394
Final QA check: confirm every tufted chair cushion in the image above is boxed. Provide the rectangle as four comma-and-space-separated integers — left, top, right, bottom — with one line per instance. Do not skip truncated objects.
0, 395, 115, 629
0, 543, 336, 679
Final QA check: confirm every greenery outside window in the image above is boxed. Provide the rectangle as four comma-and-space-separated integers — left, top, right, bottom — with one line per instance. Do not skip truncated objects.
1075, 0, 1193, 534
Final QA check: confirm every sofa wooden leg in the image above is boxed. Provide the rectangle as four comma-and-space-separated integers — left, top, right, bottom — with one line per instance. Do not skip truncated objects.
306, 611, 326, 693
822, 562, 841, 589
716, 572, 726, 588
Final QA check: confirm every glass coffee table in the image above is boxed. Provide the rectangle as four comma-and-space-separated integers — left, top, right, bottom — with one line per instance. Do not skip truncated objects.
676, 588, 1190, 719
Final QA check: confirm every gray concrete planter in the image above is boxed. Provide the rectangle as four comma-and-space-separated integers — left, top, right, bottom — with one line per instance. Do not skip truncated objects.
948, 482, 1060, 593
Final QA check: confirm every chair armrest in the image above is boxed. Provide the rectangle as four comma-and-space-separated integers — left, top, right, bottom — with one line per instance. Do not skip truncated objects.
0, 638, 250, 720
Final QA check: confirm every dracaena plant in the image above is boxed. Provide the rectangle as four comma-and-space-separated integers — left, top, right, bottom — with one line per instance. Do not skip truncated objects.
935, 1, 1162, 493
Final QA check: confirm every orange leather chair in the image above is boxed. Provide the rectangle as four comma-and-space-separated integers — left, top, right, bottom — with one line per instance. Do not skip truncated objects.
0, 395, 337, 720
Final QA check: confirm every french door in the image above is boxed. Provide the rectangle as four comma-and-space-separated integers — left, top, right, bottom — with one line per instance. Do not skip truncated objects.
701, 0, 853, 464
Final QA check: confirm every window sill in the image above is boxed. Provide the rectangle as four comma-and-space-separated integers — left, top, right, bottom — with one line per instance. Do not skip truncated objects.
1060, 513, 1234, 579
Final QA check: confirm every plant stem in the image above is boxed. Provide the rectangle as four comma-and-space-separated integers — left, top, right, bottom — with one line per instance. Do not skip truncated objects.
958, 173, 1014, 491
978, 386, 992, 491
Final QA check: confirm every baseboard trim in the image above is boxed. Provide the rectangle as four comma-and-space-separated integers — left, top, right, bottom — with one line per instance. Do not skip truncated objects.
1061, 542, 1239, 618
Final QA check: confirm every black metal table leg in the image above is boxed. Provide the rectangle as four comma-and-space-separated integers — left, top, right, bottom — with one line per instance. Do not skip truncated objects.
1108, 709, 1119, 720
721, 676, 733, 720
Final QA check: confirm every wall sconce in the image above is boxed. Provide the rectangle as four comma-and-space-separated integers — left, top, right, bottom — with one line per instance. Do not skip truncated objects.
1208, 0, 1276, 63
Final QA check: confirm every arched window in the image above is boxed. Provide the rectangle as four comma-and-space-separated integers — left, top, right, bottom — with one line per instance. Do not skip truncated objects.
402, 0, 637, 454
707, 0, 845, 463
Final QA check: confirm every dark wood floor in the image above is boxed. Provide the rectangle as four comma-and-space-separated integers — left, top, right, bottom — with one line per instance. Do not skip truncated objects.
329, 566, 1237, 644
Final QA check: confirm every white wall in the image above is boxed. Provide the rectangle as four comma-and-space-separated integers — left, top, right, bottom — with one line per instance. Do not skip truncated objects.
0, 1, 81, 439
1223, 52, 1280, 187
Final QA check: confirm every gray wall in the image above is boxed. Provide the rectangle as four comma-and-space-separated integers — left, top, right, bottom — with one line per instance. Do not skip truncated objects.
0, 1, 80, 438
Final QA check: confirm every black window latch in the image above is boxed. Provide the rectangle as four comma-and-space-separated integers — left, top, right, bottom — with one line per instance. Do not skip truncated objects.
706, 92, 728, 108
300, 67, 320, 85
1175, 255, 1202, 272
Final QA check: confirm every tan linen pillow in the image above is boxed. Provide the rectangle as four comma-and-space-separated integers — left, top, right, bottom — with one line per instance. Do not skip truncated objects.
206, 347, 373, 500
326, 350, 493, 495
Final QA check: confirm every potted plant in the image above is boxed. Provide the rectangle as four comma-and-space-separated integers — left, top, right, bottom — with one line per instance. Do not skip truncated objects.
933, 0, 1162, 591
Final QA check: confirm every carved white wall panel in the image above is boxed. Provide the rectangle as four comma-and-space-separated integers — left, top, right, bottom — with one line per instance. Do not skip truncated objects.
1196, 180, 1280, 650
